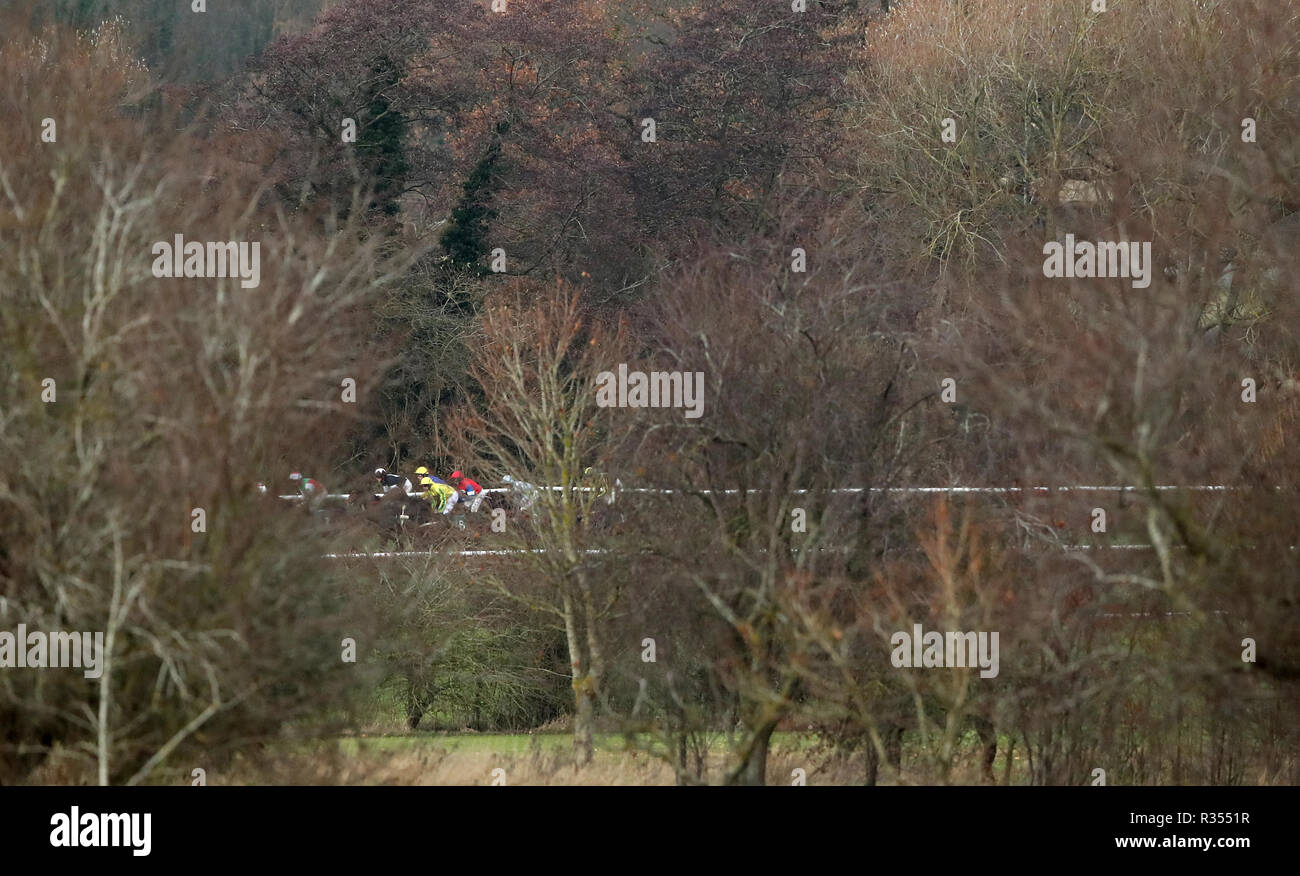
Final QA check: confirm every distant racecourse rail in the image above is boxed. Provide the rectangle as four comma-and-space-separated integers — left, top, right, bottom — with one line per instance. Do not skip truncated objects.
302, 483, 1266, 559
285, 484, 1241, 501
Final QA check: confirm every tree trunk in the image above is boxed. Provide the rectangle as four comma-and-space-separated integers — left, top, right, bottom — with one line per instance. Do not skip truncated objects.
561, 595, 594, 765
405, 679, 425, 730
867, 724, 903, 785
973, 716, 997, 784
732, 720, 777, 785
674, 703, 690, 785
573, 683, 596, 765
677, 733, 689, 786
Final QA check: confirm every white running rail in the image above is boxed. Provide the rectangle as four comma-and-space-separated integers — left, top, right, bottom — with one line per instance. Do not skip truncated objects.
284, 484, 1241, 501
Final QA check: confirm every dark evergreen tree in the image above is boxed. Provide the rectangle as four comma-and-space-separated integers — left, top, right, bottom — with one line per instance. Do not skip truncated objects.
357, 55, 410, 217
440, 121, 509, 271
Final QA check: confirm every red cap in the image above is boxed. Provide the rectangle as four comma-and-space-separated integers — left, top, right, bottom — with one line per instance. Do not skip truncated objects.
451, 471, 463, 479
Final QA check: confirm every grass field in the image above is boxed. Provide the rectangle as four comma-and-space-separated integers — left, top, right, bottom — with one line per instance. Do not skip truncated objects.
196, 727, 1016, 786
336, 730, 814, 756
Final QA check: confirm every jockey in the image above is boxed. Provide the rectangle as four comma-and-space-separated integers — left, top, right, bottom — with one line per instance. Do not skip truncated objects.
449, 470, 483, 496
289, 471, 324, 494
418, 467, 453, 489
419, 476, 458, 515
582, 466, 621, 504
502, 474, 538, 511
449, 470, 485, 512
290, 472, 326, 508
415, 466, 453, 494
375, 467, 413, 494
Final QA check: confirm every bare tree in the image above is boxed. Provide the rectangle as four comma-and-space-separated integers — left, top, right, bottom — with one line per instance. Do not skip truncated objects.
0, 20, 403, 784
442, 282, 632, 764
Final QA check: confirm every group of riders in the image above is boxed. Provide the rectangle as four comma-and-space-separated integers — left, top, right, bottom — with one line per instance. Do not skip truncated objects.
256, 465, 617, 518
269, 468, 489, 514
375, 467, 486, 514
